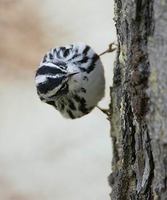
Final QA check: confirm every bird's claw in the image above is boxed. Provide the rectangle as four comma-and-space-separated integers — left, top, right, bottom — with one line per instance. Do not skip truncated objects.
99, 42, 117, 56
96, 106, 111, 121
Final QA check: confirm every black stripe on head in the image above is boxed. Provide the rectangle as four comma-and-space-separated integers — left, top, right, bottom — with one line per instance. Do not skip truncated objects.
57, 47, 70, 58
42, 54, 47, 63
37, 76, 66, 94
63, 48, 70, 57
53, 61, 67, 70
47, 76, 66, 89
58, 47, 71, 58
54, 48, 61, 59
49, 53, 53, 60
59, 47, 66, 52
36, 66, 66, 76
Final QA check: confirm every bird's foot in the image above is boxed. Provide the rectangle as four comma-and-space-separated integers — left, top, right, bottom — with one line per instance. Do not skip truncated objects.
99, 42, 117, 56
96, 106, 111, 120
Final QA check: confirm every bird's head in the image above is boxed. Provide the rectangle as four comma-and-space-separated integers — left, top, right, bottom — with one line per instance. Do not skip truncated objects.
35, 62, 79, 101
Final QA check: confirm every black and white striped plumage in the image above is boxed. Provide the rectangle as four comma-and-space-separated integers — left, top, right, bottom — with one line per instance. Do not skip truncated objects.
35, 43, 105, 119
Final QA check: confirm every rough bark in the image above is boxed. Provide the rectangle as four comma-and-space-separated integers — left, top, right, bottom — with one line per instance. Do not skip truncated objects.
109, 1, 167, 199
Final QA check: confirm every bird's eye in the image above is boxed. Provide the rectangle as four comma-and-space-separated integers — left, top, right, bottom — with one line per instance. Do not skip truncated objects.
56, 83, 68, 96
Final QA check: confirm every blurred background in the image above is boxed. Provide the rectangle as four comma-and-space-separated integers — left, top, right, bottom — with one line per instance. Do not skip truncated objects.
0, 0, 116, 199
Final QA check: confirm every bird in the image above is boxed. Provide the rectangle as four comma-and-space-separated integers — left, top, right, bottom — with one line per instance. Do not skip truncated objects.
35, 42, 116, 119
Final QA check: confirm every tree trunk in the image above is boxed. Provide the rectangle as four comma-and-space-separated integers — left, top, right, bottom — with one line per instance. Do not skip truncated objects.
109, 1, 167, 199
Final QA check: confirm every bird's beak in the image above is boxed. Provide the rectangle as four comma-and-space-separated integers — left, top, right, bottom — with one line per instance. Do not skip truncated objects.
68, 72, 79, 77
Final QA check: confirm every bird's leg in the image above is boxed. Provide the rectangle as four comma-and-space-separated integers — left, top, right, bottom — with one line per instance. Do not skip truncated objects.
97, 43, 117, 119
99, 42, 117, 56
97, 44, 116, 119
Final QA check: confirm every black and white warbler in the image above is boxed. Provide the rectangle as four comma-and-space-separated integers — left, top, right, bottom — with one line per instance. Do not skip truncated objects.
35, 43, 116, 119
